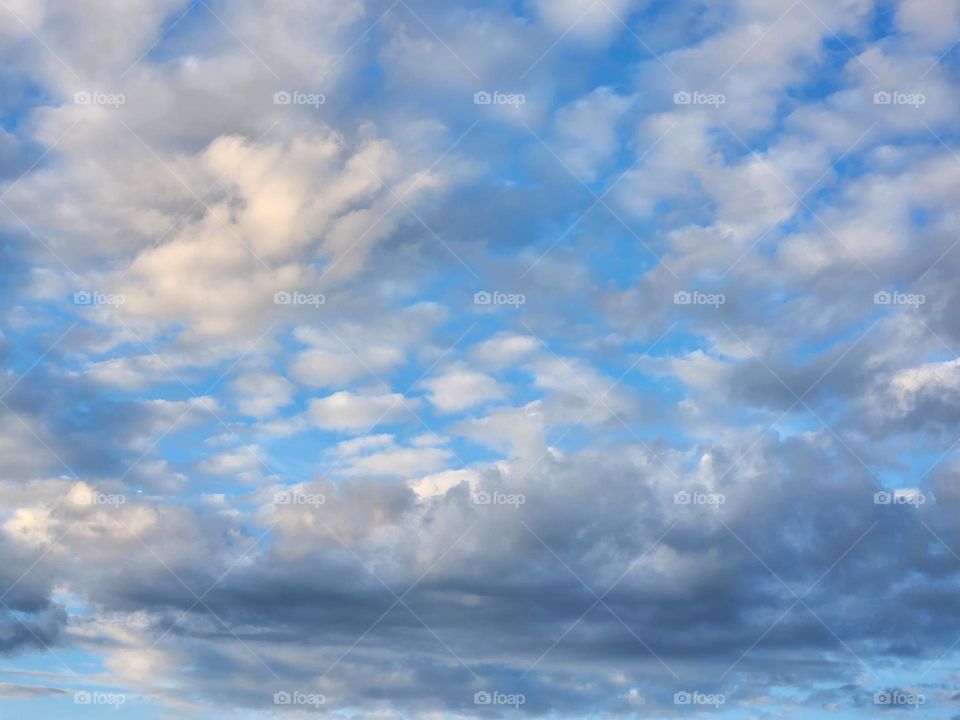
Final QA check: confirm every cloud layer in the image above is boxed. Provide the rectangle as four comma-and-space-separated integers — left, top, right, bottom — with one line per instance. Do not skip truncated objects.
1, 0, 960, 718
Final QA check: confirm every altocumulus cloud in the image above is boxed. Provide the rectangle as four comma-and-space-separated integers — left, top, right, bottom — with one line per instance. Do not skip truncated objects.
1, 0, 960, 718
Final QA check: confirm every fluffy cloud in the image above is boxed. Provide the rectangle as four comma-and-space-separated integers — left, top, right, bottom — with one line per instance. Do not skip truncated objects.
421, 365, 504, 412
307, 391, 417, 432
2, 0, 960, 718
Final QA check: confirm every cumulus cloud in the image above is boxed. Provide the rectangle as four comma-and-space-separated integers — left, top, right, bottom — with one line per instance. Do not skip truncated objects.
553, 87, 633, 182
231, 372, 294, 418
307, 391, 417, 432
468, 332, 539, 369
3, 0, 960, 717
421, 365, 504, 412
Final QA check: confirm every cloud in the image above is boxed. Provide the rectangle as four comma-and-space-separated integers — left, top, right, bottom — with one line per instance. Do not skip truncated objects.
231, 372, 294, 418
468, 332, 539, 369
0, 682, 69, 698
4, 0, 960, 717
198, 445, 266, 480
530, 0, 646, 44
421, 365, 504, 413
307, 391, 417, 432
552, 87, 633, 182
288, 303, 446, 388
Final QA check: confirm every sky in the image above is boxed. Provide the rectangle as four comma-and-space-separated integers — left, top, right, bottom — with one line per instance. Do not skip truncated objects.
0, 0, 959, 717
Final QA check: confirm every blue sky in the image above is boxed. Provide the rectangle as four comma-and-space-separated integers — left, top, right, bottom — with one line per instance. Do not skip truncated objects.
1, 0, 960, 717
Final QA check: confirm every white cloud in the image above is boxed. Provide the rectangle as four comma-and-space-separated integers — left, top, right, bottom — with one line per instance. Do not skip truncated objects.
469, 332, 539, 368
409, 468, 476, 500
333, 434, 396, 456
553, 87, 633, 182
288, 303, 445, 388
422, 365, 504, 413
897, 0, 960, 47
231, 372, 294, 417
452, 402, 546, 459
199, 445, 264, 477
531, 0, 644, 44
344, 445, 452, 478
307, 391, 415, 432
